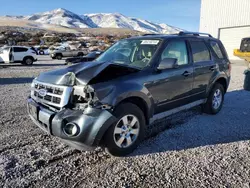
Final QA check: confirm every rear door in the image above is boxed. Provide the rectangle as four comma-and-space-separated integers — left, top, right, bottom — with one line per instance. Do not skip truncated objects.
13, 47, 28, 61
209, 39, 231, 77
188, 39, 216, 98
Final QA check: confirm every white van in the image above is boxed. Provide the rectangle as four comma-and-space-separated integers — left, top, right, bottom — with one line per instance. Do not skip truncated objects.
0, 46, 37, 65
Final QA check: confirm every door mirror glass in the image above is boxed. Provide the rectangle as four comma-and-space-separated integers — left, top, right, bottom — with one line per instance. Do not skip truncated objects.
157, 58, 178, 70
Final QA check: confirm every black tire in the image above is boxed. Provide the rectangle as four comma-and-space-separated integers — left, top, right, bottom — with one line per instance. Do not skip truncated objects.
104, 103, 145, 156
39, 50, 45, 55
23, 57, 34, 65
56, 54, 63, 60
202, 83, 225, 114
77, 52, 84, 57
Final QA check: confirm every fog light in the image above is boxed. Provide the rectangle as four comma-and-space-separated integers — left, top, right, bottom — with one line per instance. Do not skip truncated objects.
63, 123, 80, 137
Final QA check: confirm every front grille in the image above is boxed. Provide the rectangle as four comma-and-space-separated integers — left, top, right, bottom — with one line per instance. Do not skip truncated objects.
31, 80, 72, 109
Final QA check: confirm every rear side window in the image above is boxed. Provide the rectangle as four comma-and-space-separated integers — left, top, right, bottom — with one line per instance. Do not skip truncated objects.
189, 41, 211, 63
210, 41, 224, 59
14, 47, 28, 52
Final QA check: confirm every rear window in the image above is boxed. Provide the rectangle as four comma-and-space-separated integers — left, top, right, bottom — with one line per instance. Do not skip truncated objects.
14, 47, 28, 52
190, 41, 211, 63
240, 38, 250, 52
210, 41, 224, 59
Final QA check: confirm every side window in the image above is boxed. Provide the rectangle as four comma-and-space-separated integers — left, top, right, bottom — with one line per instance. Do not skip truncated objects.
161, 40, 188, 65
14, 47, 28, 52
189, 41, 211, 63
210, 41, 224, 59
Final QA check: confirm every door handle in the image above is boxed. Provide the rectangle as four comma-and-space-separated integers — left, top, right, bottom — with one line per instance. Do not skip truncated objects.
209, 66, 216, 71
182, 71, 191, 77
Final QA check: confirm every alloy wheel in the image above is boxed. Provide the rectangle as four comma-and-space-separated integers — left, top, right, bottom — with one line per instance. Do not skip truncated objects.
26, 58, 33, 65
212, 89, 222, 110
113, 114, 140, 148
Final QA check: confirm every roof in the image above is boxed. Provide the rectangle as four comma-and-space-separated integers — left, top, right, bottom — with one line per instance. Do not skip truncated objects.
5, 46, 30, 48
129, 32, 216, 40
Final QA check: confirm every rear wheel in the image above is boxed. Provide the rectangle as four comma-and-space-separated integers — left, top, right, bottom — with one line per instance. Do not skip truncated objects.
104, 103, 145, 156
39, 50, 45, 55
56, 54, 63, 60
202, 83, 225, 114
23, 57, 34, 65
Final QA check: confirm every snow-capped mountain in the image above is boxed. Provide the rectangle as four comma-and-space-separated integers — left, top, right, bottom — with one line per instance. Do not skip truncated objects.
86, 13, 181, 34
25, 8, 93, 28
4, 8, 182, 34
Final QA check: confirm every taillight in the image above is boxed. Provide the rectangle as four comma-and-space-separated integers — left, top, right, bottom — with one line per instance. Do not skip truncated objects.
31, 51, 36, 54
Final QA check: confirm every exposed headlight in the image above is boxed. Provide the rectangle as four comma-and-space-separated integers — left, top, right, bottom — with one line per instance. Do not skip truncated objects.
72, 85, 113, 110
73, 85, 98, 107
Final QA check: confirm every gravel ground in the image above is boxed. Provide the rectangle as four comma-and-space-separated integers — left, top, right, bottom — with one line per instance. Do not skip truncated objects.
0, 56, 249, 188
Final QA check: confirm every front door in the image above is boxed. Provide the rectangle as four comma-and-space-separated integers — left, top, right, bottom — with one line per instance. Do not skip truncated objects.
145, 39, 194, 114
0, 47, 11, 62
64, 47, 72, 56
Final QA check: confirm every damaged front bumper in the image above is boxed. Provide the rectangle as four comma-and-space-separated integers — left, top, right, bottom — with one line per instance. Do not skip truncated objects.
27, 97, 117, 150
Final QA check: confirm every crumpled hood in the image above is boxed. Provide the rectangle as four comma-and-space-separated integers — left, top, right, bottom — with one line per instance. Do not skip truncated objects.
37, 61, 110, 86
36, 61, 139, 86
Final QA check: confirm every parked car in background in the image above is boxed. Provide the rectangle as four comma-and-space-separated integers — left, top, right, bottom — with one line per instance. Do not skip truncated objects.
0, 46, 37, 65
50, 47, 87, 60
48, 46, 66, 55
65, 50, 103, 65
37, 46, 49, 55
27, 32, 231, 156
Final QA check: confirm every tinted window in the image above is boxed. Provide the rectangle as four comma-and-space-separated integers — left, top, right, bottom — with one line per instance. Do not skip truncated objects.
210, 41, 224, 59
14, 47, 28, 52
161, 40, 188, 65
190, 41, 210, 63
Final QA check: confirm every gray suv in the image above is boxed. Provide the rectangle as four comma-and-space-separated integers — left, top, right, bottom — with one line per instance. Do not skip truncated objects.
27, 32, 231, 156
50, 47, 87, 60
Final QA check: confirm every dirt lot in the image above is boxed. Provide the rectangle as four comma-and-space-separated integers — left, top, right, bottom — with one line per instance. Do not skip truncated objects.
0, 56, 249, 188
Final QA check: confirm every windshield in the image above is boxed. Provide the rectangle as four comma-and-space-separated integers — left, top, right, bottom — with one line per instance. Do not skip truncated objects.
96, 39, 161, 69
87, 52, 99, 58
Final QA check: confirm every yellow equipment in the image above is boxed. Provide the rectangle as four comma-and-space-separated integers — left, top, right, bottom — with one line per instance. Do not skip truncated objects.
233, 49, 250, 68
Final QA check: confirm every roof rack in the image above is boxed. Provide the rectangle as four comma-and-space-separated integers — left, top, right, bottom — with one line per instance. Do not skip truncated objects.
179, 31, 213, 38
142, 33, 163, 36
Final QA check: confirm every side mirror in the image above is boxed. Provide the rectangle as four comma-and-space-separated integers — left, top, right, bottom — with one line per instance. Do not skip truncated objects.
157, 58, 178, 70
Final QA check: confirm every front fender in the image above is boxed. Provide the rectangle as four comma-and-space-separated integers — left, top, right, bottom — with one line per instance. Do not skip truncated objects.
109, 82, 155, 118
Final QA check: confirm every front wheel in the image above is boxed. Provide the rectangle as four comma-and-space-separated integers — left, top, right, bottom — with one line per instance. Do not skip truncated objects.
202, 83, 225, 114
77, 52, 84, 57
56, 54, 63, 60
104, 103, 145, 156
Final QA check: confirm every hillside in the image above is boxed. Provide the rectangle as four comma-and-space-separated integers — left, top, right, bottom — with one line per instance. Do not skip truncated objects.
2, 8, 182, 34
